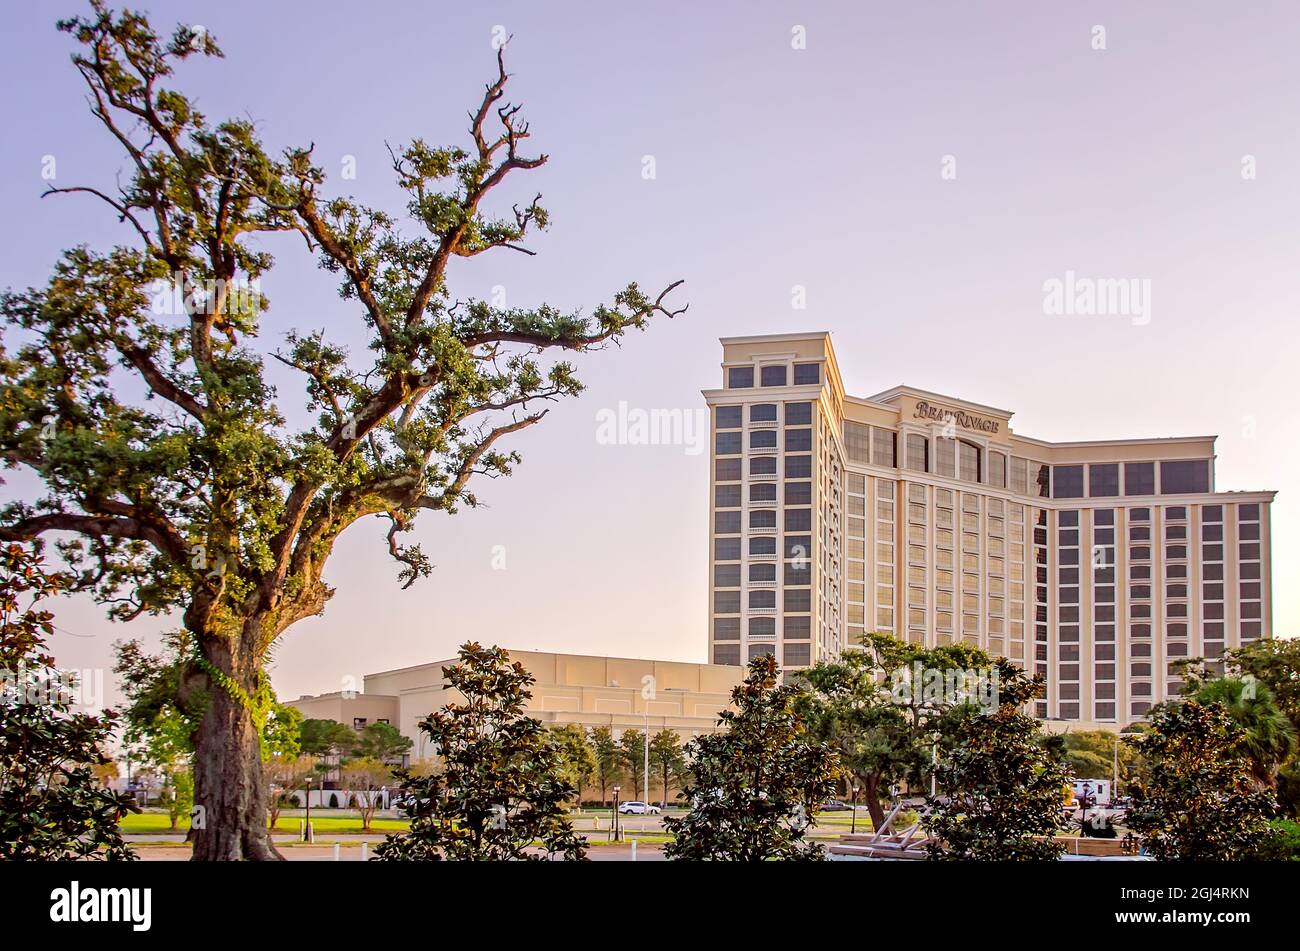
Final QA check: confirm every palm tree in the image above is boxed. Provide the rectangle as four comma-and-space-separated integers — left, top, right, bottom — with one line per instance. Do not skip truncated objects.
1193, 676, 1297, 789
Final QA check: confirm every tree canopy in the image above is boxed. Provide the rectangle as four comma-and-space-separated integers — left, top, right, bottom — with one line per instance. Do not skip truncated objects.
0, 3, 682, 858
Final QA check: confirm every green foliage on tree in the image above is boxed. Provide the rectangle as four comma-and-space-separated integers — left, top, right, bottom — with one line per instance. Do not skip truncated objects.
1229, 639, 1300, 732
548, 723, 597, 803
618, 729, 646, 801
1125, 699, 1279, 860
263, 703, 303, 761
0, 3, 682, 858
299, 718, 358, 757
1181, 640, 1300, 817
113, 629, 301, 808
925, 661, 1069, 861
353, 721, 412, 764
589, 725, 622, 806
1190, 675, 1295, 789
648, 728, 686, 807
374, 643, 587, 860
664, 655, 840, 861
797, 631, 992, 827
0, 544, 136, 859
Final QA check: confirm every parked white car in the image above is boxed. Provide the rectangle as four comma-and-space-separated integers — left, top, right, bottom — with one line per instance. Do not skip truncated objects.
617, 801, 661, 815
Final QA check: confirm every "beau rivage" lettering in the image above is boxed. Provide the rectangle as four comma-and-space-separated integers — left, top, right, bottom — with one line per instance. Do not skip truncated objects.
912, 400, 1000, 434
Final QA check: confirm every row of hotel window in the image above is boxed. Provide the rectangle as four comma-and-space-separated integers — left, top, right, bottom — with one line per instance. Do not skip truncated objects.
713, 643, 811, 667
725, 364, 822, 389
841, 421, 1212, 497
1044, 503, 1265, 721
717, 410, 1214, 500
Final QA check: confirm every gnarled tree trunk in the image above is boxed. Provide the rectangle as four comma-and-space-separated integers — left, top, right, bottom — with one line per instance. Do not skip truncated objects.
189, 630, 282, 861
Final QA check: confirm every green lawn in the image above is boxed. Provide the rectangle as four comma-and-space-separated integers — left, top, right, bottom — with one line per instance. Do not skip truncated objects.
120, 810, 411, 835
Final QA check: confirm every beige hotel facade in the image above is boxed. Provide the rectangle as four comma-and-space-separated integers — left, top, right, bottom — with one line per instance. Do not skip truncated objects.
705, 331, 1275, 726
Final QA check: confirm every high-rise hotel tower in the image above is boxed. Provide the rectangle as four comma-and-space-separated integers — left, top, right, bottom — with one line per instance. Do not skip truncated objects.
704, 332, 1275, 726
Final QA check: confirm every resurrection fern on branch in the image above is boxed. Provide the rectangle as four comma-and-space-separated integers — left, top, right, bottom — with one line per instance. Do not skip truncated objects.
0, 3, 683, 859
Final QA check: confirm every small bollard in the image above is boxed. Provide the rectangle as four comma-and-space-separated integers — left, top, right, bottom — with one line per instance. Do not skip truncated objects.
333, 843, 340, 862
360, 841, 369, 861
631, 838, 637, 862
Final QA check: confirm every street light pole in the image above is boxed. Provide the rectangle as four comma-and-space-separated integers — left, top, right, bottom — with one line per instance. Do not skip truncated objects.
612, 785, 621, 842
643, 709, 650, 806
303, 774, 312, 843
851, 785, 860, 835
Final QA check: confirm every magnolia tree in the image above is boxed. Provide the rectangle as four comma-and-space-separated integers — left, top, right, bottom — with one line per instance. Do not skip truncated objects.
664, 654, 840, 861
1125, 700, 1279, 860
375, 643, 587, 860
0, 5, 682, 859
925, 661, 1070, 861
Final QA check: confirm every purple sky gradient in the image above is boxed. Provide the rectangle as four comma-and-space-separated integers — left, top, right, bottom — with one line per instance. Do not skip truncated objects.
2, 1, 1296, 705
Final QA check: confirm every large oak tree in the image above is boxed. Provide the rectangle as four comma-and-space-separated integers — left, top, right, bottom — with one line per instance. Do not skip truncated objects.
0, 4, 683, 859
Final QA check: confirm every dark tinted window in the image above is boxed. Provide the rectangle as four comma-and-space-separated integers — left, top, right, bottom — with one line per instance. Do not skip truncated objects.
1160, 460, 1209, 494
783, 589, 812, 612
784, 615, 811, 637
714, 538, 740, 560
785, 481, 812, 505
749, 456, 777, 475
750, 430, 777, 450
785, 455, 812, 478
715, 432, 741, 455
714, 484, 741, 508
750, 403, 777, 422
785, 402, 812, 425
714, 564, 740, 587
784, 509, 812, 532
1089, 464, 1119, 497
715, 406, 742, 429
785, 428, 812, 452
783, 643, 811, 666
713, 591, 740, 613
714, 512, 740, 534
715, 458, 741, 481
760, 365, 787, 387
783, 535, 812, 558
1125, 462, 1155, 496
727, 366, 753, 389
1053, 465, 1084, 499
793, 363, 820, 385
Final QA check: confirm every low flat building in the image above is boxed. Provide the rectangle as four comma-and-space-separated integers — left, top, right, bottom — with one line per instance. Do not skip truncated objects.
290, 649, 742, 762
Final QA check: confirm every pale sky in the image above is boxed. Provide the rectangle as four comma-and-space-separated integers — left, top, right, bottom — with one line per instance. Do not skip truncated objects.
2, 1, 1297, 708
